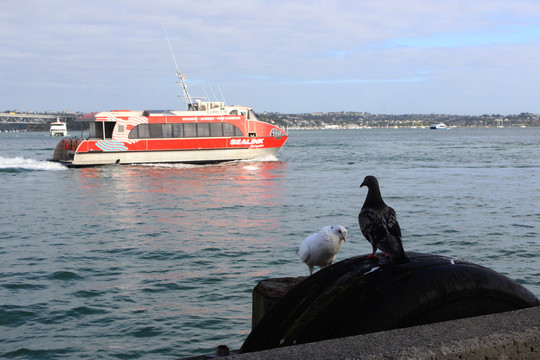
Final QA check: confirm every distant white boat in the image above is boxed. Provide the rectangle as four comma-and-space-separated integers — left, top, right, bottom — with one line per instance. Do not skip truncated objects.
50, 118, 67, 137
430, 122, 448, 130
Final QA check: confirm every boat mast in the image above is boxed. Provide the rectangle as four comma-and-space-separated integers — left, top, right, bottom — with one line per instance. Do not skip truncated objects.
175, 65, 193, 109
164, 26, 193, 109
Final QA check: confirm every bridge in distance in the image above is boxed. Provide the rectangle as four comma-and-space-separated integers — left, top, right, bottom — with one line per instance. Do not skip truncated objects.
0, 113, 77, 124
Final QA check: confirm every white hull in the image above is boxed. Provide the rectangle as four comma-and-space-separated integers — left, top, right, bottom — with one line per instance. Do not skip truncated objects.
62, 146, 281, 166
50, 120, 67, 136
430, 123, 448, 130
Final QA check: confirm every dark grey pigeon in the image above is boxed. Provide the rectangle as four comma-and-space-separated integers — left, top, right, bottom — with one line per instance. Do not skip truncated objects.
358, 175, 408, 264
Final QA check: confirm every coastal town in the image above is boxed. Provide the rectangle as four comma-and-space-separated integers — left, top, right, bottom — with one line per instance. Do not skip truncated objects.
259, 111, 538, 129
0, 110, 538, 132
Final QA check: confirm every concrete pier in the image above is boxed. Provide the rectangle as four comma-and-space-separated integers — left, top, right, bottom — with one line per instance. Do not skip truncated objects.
227, 306, 539, 359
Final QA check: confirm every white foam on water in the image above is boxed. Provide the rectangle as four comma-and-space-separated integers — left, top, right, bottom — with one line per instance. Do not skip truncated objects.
137, 162, 202, 169
0, 156, 68, 171
131, 155, 280, 169
240, 154, 279, 163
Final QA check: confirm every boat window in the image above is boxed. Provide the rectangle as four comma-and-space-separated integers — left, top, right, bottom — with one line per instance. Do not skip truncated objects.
223, 123, 233, 137
197, 123, 210, 137
127, 122, 243, 139
249, 110, 259, 121
223, 123, 235, 136
271, 128, 285, 137
89, 123, 101, 139
223, 123, 243, 136
149, 124, 162, 138
128, 126, 137, 139
162, 123, 173, 138
138, 124, 150, 138
172, 123, 183, 138
184, 123, 197, 137
210, 123, 223, 137
104, 122, 115, 139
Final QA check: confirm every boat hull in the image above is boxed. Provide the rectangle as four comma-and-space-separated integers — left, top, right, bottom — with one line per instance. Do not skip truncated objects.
53, 137, 287, 166
72, 147, 281, 166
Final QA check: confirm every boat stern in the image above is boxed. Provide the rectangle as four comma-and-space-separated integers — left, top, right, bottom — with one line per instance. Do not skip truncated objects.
52, 138, 81, 164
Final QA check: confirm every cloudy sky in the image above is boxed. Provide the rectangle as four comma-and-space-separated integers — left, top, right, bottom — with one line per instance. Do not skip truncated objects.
1, 0, 539, 114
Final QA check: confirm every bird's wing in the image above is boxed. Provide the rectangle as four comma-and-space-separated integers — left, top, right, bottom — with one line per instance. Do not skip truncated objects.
298, 234, 313, 262
378, 206, 407, 263
384, 206, 402, 239
306, 230, 336, 264
359, 208, 387, 242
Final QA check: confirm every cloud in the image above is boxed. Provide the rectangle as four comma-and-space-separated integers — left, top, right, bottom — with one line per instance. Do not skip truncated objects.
1, 0, 539, 114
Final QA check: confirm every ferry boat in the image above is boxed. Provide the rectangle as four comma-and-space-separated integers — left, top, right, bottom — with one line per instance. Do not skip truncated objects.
50, 118, 67, 136
52, 68, 288, 167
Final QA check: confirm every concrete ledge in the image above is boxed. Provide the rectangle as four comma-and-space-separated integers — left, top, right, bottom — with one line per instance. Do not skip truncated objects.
228, 306, 540, 359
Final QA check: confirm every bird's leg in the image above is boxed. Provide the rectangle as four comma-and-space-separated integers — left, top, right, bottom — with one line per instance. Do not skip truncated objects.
366, 242, 378, 259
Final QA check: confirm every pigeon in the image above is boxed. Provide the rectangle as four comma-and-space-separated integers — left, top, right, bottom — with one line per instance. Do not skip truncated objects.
358, 175, 408, 264
298, 225, 347, 275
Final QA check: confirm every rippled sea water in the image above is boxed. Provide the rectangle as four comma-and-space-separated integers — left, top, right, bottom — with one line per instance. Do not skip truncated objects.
1, 128, 539, 359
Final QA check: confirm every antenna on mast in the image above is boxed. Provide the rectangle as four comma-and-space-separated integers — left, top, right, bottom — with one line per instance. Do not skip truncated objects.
163, 25, 193, 109
217, 84, 227, 104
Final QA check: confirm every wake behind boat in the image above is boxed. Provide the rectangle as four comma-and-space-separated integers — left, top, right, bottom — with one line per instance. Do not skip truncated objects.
52, 62, 288, 166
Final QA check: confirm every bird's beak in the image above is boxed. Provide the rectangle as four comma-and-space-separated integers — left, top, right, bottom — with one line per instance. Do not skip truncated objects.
360, 181, 366, 188
342, 234, 347, 242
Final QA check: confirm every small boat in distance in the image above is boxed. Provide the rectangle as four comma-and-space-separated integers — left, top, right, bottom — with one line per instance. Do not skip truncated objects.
50, 118, 67, 136
430, 122, 448, 130
52, 65, 288, 166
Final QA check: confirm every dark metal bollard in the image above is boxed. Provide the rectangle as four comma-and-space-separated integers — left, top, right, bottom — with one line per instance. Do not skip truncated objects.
241, 252, 540, 353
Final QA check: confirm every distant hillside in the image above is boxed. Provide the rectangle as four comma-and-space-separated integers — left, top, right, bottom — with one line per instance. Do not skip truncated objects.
258, 112, 539, 128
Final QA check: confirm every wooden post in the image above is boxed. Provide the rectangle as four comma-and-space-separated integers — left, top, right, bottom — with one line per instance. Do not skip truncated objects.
252, 277, 306, 328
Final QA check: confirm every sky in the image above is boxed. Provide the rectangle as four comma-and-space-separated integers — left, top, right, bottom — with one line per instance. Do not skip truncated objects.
1, 0, 539, 114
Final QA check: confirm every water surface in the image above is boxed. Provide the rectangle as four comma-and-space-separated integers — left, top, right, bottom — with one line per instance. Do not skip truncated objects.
1, 128, 539, 358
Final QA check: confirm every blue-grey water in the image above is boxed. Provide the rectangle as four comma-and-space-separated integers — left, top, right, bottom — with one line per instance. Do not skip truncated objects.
1, 128, 539, 359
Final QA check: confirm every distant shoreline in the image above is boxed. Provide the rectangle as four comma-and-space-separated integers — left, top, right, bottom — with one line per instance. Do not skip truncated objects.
286, 125, 533, 130
1, 111, 538, 132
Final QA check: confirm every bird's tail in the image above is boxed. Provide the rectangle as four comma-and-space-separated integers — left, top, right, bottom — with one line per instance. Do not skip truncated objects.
386, 234, 409, 264
390, 251, 409, 264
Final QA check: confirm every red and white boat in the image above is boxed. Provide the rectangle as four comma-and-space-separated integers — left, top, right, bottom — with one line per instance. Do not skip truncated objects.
52, 66, 288, 166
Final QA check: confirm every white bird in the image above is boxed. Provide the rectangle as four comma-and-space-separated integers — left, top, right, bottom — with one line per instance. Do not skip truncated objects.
298, 225, 347, 275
